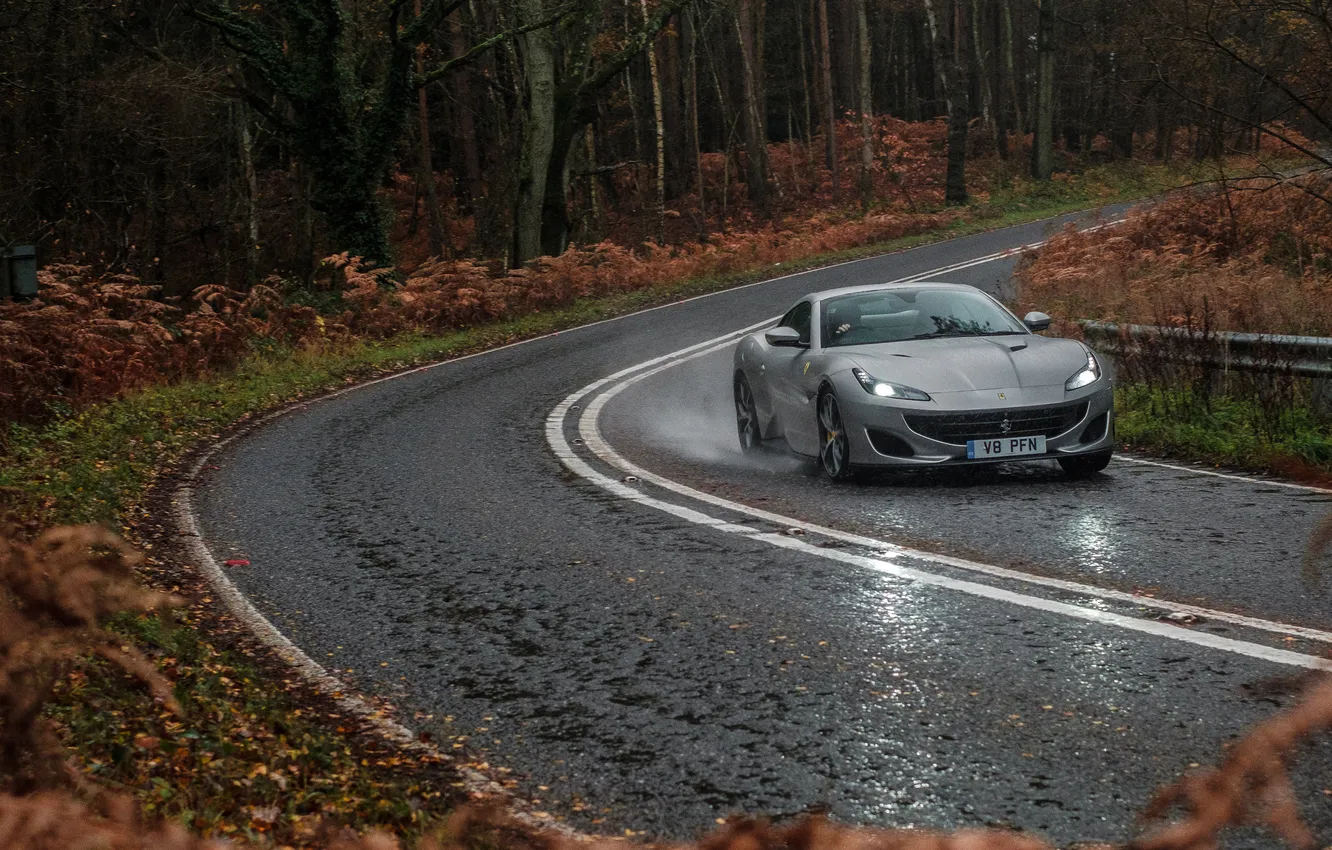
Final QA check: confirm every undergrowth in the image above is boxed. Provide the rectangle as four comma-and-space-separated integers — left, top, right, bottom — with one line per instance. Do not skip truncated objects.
1115, 385, 1332, 472
1016, 167, 1332, 474
50, 610, 459, 844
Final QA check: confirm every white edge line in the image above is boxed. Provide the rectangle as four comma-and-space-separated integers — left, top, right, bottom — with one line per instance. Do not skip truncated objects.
172, 427, 574, 833
1114, 455, 1332, 495
578, 333, 1332, 645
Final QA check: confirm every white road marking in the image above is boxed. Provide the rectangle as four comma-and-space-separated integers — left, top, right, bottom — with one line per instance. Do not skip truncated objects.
1115, 455, 1332, 495
546, 254, 1332, 670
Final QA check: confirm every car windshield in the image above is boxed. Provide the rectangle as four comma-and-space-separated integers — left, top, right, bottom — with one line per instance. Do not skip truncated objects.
821, 288, 1027, 347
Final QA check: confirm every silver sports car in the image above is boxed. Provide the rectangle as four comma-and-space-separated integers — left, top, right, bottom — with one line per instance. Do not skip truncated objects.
732, 282, 1114, 480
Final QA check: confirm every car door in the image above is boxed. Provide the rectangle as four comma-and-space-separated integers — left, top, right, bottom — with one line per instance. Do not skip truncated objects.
769, 300, 818, 453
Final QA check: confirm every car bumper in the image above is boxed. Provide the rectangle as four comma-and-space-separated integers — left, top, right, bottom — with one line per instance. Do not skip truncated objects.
840, 382, 1115, 467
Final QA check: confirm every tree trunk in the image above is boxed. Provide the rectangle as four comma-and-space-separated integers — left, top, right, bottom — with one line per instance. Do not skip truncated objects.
641, 0, 666, 244
1155, 91, 1175, 162
533, 0, 692, 257
449, 15, 483, 206
796, 5, 813, 159
706, 36, 738, 224
660, 16, 685, 198
295, 160, 315, 285
1031, 0, 1055, 180
736, 0, 771, 211
415, 0, 446, 259
1001, 0, 1023, 137
514, 0, 557, 265
856, 0, 873, 212
924, 0, 969, 205
970, 0, 999, 156
683, 7, 706, 237
584, 129, 605, 241
237, 106, 260, 288
815, 0, 839, 203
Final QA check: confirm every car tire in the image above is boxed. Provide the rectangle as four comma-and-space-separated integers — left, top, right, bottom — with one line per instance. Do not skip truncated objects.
734, 373, 762, 453
817, 390, 858, 481
1058, 450, 1113, 479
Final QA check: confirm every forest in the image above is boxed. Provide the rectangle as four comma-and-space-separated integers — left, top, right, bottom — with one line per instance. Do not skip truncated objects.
3, 0, 1328, 294
6, 2, 1332, 848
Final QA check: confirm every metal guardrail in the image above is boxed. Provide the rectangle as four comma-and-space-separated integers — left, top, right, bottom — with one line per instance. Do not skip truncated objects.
1078, 321, 1332, 379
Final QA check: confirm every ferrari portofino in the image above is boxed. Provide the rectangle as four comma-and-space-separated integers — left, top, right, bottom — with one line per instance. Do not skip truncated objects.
732, 283, 1114, 480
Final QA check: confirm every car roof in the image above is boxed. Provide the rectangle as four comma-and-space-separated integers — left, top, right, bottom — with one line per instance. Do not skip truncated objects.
798, 281, 981, 304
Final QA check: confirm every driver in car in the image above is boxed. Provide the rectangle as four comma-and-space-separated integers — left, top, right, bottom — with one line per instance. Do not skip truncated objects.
827, 300, 862, 343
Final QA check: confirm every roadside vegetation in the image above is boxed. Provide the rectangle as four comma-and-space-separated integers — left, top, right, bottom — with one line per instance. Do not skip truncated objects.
1015, 170, 1332, 476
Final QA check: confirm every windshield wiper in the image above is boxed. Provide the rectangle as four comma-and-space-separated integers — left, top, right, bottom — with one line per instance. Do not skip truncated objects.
911, 329, 1024, 339
910, 330, 978, 339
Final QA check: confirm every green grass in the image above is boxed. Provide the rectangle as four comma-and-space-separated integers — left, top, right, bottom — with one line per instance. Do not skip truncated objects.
1115, 383, 1332, 473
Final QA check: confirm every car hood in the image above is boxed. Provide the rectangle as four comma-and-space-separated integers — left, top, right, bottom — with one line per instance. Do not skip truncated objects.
837, 335, 1087, 393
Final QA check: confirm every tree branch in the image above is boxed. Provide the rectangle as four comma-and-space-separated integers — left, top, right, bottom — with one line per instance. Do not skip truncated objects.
578, 0, 692, 101
186, 3, 296, 98
419, 6, 569, 86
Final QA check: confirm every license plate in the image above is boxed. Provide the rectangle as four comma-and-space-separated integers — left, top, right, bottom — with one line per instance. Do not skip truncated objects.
967, 435, 1047, 459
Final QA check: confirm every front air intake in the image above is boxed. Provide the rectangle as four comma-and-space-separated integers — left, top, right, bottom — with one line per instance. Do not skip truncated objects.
1079, 412, 1109, 444
867, 429, 915, 457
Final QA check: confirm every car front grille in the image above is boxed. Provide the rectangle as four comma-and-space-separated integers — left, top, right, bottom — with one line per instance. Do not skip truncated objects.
904, 401, 1089, 445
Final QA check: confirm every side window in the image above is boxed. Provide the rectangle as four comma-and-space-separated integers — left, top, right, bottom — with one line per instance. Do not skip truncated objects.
780, 301, 813, 344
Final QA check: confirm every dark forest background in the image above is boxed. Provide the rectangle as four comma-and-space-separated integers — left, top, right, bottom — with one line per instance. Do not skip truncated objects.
3, 0, 1329, 294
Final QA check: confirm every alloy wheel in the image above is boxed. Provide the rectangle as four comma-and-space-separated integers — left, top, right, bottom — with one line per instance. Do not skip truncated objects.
818, 393, 853, 480
735, 375, 761, 453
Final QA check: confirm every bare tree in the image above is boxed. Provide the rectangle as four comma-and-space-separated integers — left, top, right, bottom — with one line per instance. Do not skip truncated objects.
1031, 0, 1056, 180
856, 0, 874, 212
923, 0, 969, 204
736, 0, 772, 212
816, 0, 839, 203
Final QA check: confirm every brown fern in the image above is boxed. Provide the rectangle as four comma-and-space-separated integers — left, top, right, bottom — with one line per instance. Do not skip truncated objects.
0, 523, 179, 792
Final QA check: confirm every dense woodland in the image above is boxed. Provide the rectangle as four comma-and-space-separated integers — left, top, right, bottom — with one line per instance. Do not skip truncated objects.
2, 0, 1329, 295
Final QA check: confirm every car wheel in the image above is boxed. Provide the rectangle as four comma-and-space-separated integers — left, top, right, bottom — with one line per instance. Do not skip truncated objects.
734, 374, 762, 453
1058, 450, 1113, 479
817, 391, 857, 481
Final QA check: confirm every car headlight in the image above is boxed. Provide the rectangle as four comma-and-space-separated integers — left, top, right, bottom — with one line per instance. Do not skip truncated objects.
852, 367, 931, 401
1065, 349, 1101, 391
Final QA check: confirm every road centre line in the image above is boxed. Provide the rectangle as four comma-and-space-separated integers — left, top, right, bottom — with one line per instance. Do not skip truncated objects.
555, 340, 1332, 670
546, 255, 1332, 670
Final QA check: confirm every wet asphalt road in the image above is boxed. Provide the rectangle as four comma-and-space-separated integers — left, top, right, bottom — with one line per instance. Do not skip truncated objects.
195, 208, 1332, 845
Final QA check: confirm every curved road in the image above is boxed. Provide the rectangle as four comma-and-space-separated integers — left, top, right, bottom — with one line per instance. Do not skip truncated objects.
195, 210, 1332, 845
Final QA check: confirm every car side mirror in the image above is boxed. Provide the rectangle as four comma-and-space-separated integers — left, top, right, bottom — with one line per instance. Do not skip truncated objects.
765, 326, 808, 348
1023, 311, 1052, 332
